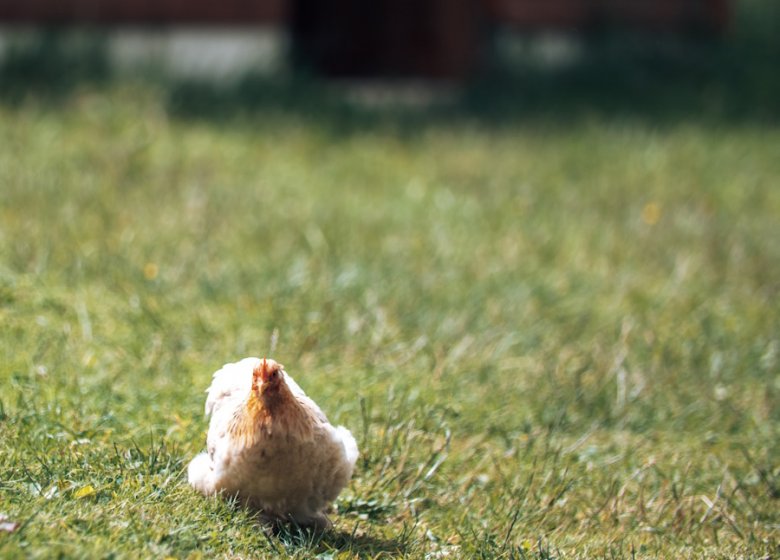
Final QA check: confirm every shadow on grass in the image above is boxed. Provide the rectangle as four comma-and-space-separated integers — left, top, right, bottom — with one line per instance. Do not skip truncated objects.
260, 522, 406, 557
0, 28, 110, 103
1, 2, 778, 132
235, 521, 407, 558
220, 498, 405, 556
162, 30, 780, 132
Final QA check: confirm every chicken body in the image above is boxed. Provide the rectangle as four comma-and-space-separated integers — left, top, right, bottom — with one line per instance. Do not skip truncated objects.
188, 358, 358, 528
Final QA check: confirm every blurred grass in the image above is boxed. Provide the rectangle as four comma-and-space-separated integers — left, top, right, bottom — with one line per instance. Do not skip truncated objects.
0, 2, 779, 559
1, 83, 778, 558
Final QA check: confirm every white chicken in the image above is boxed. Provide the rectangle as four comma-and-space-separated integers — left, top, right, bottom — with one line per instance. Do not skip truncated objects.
187, 357, 358, 529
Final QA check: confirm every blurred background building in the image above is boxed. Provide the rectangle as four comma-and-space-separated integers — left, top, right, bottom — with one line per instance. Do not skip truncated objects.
0, 0, 731, 80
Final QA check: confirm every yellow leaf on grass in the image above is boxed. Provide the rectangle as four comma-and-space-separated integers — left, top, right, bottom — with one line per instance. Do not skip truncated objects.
144, 262, 159, 280
641, 202, 661, 225
74, 485, 96, 499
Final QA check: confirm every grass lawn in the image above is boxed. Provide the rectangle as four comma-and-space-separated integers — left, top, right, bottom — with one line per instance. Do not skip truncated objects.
1, 52, 779, 558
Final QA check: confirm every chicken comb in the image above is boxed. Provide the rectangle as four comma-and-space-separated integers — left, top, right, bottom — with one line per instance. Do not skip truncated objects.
254, 358, 282, 387
251, 358, 267, 391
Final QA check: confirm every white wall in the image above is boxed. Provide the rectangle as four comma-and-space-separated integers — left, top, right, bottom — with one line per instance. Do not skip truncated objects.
0, 26, 288, 81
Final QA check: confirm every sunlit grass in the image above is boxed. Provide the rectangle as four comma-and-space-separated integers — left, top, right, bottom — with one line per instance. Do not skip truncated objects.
0, 85, 778, 558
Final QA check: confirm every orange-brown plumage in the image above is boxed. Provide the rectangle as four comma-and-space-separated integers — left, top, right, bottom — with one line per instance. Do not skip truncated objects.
228, 359, 316, 444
